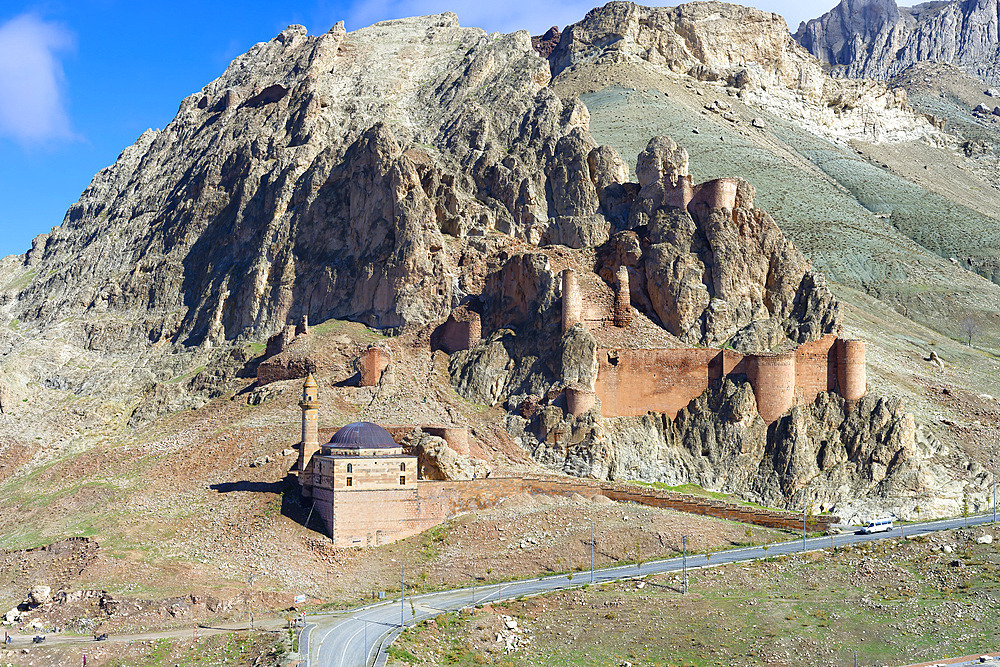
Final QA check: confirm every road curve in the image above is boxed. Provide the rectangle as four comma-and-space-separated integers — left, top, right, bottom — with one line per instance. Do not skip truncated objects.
304, 513, 999, 667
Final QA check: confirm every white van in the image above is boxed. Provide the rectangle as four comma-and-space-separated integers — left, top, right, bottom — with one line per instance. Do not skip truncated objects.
859, 518, 894, 534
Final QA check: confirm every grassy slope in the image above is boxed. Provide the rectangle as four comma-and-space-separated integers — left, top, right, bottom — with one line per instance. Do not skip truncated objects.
390, 528, 1000, 667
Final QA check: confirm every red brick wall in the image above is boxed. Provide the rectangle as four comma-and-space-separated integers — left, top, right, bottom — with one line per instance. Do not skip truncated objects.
317, 475, 838, 547
594, 338, 863, 423
689, 177, 738, 211
437, 308, 481, 353
837, 339, 866, 401
795, 334, 837, 404
594, 348, 718, 418
358, 348, 390, 386
746, 352, 796, 424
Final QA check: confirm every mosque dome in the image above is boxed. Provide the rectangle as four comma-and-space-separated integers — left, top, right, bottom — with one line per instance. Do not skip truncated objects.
325, 422, 398, 449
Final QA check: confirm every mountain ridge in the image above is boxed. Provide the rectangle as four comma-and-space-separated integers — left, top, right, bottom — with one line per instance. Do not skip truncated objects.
796, 0, 1000, 85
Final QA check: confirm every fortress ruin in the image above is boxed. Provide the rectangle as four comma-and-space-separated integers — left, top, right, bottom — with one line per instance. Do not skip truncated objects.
559, 267, 866, 424
292, 376, 837, 547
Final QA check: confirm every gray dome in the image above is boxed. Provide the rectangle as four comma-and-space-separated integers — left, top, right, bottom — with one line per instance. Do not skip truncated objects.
326, 422, 398, 449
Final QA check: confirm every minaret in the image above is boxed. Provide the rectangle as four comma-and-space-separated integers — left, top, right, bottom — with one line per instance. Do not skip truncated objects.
297, 373, 320, 495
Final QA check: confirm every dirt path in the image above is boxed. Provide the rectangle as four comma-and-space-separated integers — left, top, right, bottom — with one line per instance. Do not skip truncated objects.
2, 615, 287, 649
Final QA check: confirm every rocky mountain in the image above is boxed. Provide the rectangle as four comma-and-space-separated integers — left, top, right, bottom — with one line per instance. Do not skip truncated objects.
796, 0, 1000, 85
0, 1, 998, 597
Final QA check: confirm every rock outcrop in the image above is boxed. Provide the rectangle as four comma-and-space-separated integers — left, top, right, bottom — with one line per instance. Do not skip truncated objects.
0, 14, 617, 406
410, 430, 491, 480
797, 0, 1000, 86
0, 4, 973, 528
510, 378, 959, 520
546, 1, 941, 143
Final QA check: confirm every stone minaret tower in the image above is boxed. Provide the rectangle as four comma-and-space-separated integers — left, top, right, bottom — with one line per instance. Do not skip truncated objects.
297, 373, 320, 496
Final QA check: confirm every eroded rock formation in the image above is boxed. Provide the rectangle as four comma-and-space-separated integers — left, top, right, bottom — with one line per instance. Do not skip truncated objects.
0, 4, 970, 523
797, 0, 1000, 86
546, 1, 941, 143
510, 379, 955, 521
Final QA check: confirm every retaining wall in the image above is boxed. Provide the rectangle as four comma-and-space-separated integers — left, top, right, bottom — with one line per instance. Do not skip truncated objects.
317, 474, 837, 547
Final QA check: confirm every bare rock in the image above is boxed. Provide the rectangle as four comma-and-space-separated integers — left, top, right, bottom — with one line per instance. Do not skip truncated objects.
797, 0, 1000, 86
635, 136, 690, 209
531, 26, 562, 59
26, 585, 51, 607
414, 431, 490, 480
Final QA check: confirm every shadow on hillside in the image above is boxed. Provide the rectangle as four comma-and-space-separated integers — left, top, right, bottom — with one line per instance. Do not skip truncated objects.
208, 477, 329, 536
210, 480, 285, 493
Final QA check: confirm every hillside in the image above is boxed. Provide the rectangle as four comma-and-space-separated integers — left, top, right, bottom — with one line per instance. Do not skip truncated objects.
0, 0, 998, 644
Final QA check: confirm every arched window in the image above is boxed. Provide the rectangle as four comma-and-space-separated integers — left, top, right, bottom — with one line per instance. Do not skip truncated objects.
400, 462, 406, 472
346, 463, 353, 473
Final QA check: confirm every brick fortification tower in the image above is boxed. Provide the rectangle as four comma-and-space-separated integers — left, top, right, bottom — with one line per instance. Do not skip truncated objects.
562, 269, 582, 334
298, 373, 320, 496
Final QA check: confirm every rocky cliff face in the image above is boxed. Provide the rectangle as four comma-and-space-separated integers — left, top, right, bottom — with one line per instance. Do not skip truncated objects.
0, 15, 597, 405
797, 0, 1000, 86
546, 0, 942, 143
0, 3, 976, 521
511, 378, 970, 522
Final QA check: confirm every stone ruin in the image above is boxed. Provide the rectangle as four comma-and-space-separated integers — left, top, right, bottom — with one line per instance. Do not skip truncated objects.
560, 266, 865, 423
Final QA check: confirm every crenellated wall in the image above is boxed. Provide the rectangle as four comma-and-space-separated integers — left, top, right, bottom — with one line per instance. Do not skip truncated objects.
592, 334, 865, 423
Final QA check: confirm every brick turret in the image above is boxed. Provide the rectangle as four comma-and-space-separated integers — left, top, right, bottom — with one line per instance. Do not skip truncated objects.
746, 352, 796, 424
298, 373, 321, 495
358, 347, 391, 386
562, 269, 582, 334
613, 265, 631, 328
836, 339, 866, 404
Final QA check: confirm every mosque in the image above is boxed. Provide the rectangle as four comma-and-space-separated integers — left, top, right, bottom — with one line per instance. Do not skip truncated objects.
292, 373, 490, 547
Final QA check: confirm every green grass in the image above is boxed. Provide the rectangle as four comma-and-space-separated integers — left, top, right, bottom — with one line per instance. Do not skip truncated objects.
388, 645, 422, 664
392, 532, 1000, 666
628, 481, 782, 512
1, 269, 37, 293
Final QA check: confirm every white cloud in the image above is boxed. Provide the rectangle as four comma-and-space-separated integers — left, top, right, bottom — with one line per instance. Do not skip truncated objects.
344, 0, 837, 36
0, 13, 75, 145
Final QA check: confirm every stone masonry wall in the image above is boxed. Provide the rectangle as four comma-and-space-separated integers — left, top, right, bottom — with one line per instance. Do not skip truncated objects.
594, 348, 718, 418
593, 334, 861, 423
317, 474, 837, 547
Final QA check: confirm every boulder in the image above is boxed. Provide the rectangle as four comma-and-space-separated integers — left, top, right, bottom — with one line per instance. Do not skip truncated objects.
414, 431, 490, 481
26, 585, 50, 607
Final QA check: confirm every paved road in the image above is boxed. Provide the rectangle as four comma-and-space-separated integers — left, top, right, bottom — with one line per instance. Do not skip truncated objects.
304, 512, 999, 667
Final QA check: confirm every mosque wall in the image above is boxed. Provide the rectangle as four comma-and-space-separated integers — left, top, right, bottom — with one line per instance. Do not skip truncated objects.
316, 476, 839, 548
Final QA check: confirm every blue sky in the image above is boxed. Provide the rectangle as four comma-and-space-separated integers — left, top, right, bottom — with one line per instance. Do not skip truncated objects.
0, 0, 837, 259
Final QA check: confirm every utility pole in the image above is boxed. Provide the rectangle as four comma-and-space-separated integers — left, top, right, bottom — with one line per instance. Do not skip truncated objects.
400, 565, 405, 628
802, 498, 807, 552
364, 619, 368, 667
682, 536, 688, 594
248, 571, 254, 634
472, 557, 476, 606
853, 649, 858, 667
993, 464, 997, 524
590, 519, 595, 585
